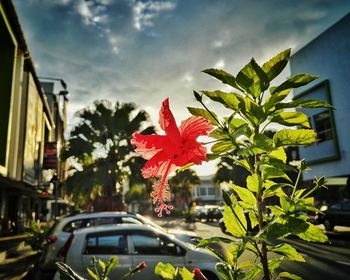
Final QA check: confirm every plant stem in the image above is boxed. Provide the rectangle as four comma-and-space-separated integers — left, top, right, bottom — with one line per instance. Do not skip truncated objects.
255, 154, 270, 280
291, 168, 302, 198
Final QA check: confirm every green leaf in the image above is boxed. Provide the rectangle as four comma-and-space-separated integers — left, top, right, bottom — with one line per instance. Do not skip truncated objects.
202, 90, 239, 110
273, 129, 317, 147
262, 166, 291, 182
154, 262, 177, 280
274, 74, 318, 92
279, 272, 302, 280
87, 268, 98, 280
228, 118, 246, 130
202, 68, 241, 91
262, 49, 291, 81
98, 259, 106, 271
276, 99, 334, 110
211, 140, 235, 154
271, 112, 310, 128
249, 211, 259, 229
224, 205, 247, 237
209, 128, 229, 140
269, 244, 305, 262
246, 265, 262, 280
105, 256, 118, 275
280, 196, 291, 211
264, 89, 292, 112
197, 236, 237, 248
231, 184, 257, 205
187, 107, 219, 125
297, 222, 328, 243
216, 263, 236, 280
226, 243, 245, 265
268, 147, 287, 163
246, 174, 262, 192
236, 59, 269, 97
179, 267, 193, 280
222, 189, 233, 206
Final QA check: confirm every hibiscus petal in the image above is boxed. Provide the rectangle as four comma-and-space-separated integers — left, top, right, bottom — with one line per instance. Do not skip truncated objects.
179, 116, 213, 139
159, 98, 181, 142
131, 132, 167, 160
141, 151, 175, 178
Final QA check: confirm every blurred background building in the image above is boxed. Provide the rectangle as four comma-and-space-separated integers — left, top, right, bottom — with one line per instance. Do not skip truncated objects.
0, 0, 68, 235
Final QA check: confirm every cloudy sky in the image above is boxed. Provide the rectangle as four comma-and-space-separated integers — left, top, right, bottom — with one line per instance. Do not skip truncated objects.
14, 0, 350, 175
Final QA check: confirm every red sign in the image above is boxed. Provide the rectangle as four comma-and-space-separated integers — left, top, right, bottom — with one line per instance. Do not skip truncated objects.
43, 142, 57, 169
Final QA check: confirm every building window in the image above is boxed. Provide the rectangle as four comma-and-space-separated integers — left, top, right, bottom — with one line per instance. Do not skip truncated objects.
314, 110, 333, 143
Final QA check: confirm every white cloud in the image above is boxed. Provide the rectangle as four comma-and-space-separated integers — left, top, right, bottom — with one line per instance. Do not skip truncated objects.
132, 0, 176, 31
214, 59, 225, 69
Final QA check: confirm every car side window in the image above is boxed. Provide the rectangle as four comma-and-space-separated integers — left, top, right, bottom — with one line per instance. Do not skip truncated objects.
84, 233, 128, 255
342, 203, 350, 211
131, 232, 184, 256
62, 219, 84, 232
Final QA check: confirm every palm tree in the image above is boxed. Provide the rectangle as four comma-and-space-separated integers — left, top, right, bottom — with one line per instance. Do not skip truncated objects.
62, 100, 154, 210
169, 169, 201, 211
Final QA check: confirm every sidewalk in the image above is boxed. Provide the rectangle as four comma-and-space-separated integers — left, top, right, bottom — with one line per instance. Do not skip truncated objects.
0, 234, 41, 280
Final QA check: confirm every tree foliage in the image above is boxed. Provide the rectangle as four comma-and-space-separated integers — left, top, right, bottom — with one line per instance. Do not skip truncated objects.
62, 100, 154, 205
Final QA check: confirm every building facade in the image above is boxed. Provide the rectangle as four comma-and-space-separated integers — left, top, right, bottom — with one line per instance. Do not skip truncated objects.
290, 13, 350, 202
193, 175, 222, 205
0, 0, 67, 235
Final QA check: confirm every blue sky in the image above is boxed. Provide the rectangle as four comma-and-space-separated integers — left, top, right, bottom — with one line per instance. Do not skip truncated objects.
14, 0, 350, 175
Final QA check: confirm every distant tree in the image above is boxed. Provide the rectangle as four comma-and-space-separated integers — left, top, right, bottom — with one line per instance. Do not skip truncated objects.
62, 100, 154, 209
169, 169, 201, 210
214, 156, 250, 187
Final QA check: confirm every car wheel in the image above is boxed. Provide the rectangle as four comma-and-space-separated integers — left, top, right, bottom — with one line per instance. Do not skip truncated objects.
201, 270, 219, 280
324, 219, 334, 231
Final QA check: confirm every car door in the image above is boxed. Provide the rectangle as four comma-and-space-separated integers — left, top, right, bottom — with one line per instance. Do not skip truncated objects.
129, 230, 186, 280
81, 231, 132, 279
341, 202, 350, 226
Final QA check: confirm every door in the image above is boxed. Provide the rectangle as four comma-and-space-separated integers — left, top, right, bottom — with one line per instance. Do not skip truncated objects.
129, 231, 186, 280
81, 232, 132, 279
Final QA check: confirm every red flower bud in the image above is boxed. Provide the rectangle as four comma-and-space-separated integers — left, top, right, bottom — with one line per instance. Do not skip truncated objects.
193, 267, 208, 280
136, 261, 147, 271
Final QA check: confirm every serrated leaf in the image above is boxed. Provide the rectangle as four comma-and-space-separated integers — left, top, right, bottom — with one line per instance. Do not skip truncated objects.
269, 244, 305, 262
271, 112, 310, 128
202, 90, 239, 110
211, 140, 235, 154
246, 174, 262, 192
263, 89, 292, 112
297, 222, 328, 243
279, 272, 302, 280
274, 74, 318, 92
276, 99, 334, 110
236, 59, 269, 97
187, 107, 219, 125
262, 49, 291, 81
203, 68, 241, 91
273, 129, 317, 147
280, 196, 291, 211
231, 184, 257, 205
224, 205, 247, 237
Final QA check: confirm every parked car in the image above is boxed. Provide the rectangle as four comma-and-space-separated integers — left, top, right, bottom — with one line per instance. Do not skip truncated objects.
38, 211, 201, 272
194, 205, 223, 222
54, 224, 221, 280
315, 201, 350, 231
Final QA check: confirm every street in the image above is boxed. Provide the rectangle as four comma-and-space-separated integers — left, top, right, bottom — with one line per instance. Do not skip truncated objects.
157, 219, 350, 280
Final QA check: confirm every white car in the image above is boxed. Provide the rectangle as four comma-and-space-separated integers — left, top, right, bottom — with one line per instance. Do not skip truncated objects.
38, 211, 201, 272
54, 224, 221, 280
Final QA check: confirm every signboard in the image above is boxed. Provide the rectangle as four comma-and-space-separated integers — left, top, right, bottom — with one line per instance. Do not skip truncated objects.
43, 142, 57, 170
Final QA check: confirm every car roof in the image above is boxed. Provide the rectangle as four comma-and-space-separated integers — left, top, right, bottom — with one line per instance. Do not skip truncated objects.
61, 211, 138, 221
72, 223, 166, 236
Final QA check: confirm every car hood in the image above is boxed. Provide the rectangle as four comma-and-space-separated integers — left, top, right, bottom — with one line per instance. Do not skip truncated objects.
167, 229, 199, 237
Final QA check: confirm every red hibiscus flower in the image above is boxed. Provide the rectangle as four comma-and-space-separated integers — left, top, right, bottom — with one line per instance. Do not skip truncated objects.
193, 267, 208, 280
131, 98, 212, 217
